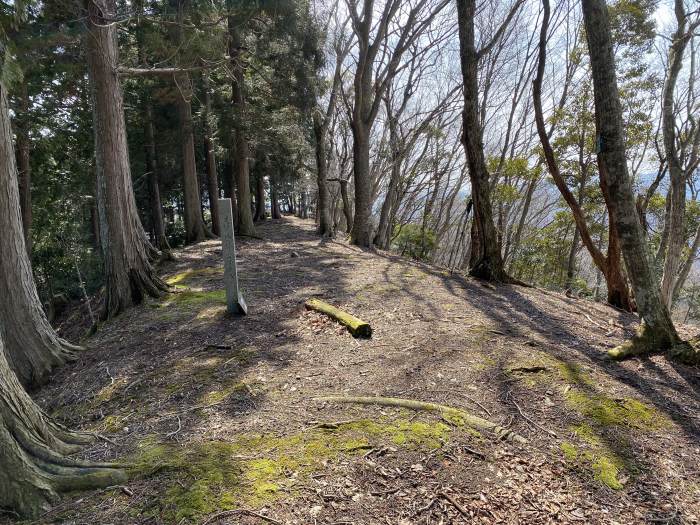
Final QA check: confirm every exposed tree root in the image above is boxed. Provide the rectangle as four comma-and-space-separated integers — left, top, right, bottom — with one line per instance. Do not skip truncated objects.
0, 346, 126, 518
315, 395, 527, 444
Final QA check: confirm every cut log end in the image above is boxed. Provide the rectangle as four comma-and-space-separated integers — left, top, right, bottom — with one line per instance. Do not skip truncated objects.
305, 299, 372, 338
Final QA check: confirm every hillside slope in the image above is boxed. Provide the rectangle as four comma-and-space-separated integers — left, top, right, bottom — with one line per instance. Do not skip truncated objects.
12, 217, 700, 524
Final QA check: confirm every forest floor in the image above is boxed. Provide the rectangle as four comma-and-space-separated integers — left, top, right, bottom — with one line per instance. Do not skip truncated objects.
9, 217, 700, 525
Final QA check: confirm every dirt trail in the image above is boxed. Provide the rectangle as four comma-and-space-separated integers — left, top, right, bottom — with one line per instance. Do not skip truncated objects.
13, 217, 700, 524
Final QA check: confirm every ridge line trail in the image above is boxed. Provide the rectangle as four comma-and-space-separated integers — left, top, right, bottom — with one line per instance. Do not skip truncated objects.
30, 217, 700, 524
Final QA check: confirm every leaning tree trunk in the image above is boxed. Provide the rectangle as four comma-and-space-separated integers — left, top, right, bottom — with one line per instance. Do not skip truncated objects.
581, 0, 695, 364
85, 0, 168, 319
0, 334, 125, 518
534, 0, 632, 309
227, 15, 256, 237
456, 0, 511, 282
0, 79, 79, 388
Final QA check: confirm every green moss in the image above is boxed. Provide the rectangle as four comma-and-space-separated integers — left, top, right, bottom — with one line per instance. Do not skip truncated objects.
131, 416, 456, 522
560, 441, 578, 460
506, 353, 593, 387
94, 377, 127, 404
565, 389, 667, 429
198, 381, 250, 406
166, 267, 224, 285
589, 454, 623, 490
156, 288, 226, 310
102, 415, 126, 433
561, 429, 626, 489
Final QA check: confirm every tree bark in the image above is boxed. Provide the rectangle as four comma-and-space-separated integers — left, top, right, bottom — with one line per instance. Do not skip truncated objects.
456, 0, 513, 281
135, 0, 170, 255
270, 177, 281, 219
254, 173, 266, 221
143, 100, 172, 254
203, 76, 221, 236
534, 0, 632, 309
314, 114, 333, 237
581, 0, 693, 362
659, 1, 698, 305
14, 80, 32, 254
170, 0, 207, 244
227, 14, 256, 237
350, 123, 372, 245
0, 78, 79, 388
84, 0, 168, 319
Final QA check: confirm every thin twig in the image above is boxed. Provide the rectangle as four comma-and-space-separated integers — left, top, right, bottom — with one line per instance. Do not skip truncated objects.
201, 509, 281, 525
166, 416, 182, 439
510, 397, 557, 437
438, 491, 469, 517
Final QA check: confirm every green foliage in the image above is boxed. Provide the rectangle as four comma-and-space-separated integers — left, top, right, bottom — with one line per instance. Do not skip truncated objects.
392, 223, 436, 261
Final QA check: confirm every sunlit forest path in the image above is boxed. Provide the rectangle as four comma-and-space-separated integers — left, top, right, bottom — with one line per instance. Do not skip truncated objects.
26, 217, 700, 524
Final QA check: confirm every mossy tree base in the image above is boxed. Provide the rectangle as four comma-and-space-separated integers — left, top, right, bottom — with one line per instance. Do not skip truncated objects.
607, 323, 698, 365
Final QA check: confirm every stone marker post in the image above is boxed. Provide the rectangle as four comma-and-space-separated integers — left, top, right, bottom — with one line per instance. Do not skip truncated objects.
218, 198, 247, 315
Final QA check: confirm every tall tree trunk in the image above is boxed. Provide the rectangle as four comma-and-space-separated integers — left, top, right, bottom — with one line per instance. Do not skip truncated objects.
534, 0, 632, 309
0, 78, 79, 388
564, 228, 580, 292
456, 0, 511, 281
374, 104, 401, 249
659, 1, 697, 305
672, 221, 700, 303
143, 101, 171, 254
313, 114, 333, 237
223, 151, 239, 228
227, 14, 256, 237
170, 0, 206, 244
84, 0, 168, 319
14, 81, 32, 254
505, 174, 537, 268
136, 0, 170, 254
0, 59, 125, 518
350, 123, 372, 245
270, 176, 281, 219
254, 174, 266, 221
581, 0, 695, 363
203, 75, 220, 236
374, 162, 400, 250
339, 179, 353, 233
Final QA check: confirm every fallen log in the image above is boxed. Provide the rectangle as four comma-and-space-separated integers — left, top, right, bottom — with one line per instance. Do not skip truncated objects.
305, 299, 372, 337
315, 395, 527, 444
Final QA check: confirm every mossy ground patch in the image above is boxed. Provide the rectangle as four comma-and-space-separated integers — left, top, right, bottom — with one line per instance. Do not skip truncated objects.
130, 416, 454, 522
